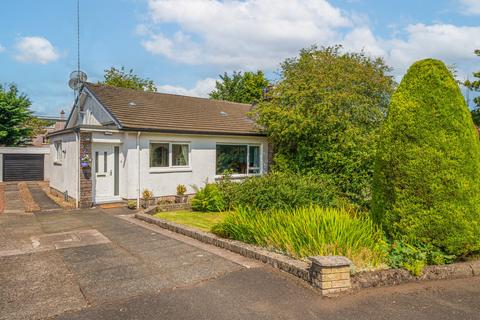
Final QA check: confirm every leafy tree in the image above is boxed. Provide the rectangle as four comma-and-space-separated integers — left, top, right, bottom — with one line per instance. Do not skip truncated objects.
100, 66, 157, 92
465, 49, 480, 125
372, 59, 480, 257
253, 46, 395, 205
209, 70, 269, 104
0, 84, 33, 146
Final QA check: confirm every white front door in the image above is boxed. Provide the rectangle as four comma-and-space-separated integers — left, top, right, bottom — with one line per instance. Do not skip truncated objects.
93, 144, 120, 203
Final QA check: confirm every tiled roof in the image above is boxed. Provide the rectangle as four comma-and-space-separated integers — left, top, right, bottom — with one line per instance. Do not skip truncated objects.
84, 83, 263, 136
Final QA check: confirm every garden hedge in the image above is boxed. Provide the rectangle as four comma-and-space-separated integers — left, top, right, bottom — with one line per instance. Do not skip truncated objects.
372, 59, 480, 256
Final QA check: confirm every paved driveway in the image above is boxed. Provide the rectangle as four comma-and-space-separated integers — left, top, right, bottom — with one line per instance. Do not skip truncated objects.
1, 207, 480, 320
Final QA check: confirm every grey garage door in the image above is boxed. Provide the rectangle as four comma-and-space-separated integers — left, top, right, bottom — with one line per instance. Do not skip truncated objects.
3, 154, 44, 181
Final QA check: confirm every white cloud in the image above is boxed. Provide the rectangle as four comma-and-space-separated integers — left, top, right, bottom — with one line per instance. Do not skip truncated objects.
387, 24, 480, 75
157, 77, 217, 97
140, 0, 480, 81
0, 44, 5, 53
142, 0, 351, 69
14, 36, 60, 64
460, 0, 480, 15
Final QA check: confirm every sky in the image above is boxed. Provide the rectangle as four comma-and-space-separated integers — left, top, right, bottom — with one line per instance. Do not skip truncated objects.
0, 0, 479, 116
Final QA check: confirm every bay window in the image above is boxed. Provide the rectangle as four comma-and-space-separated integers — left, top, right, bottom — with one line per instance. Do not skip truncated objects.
216, 144, 261, 175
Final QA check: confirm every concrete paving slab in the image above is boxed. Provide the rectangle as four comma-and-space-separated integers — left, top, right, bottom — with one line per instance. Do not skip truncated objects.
26, 182, 60, 211
0, 251, 86, 320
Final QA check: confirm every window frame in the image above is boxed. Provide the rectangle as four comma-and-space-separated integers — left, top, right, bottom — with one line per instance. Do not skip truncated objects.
215, 143, 263, 178
53, 140, 62, 164
149, 141, 191, 172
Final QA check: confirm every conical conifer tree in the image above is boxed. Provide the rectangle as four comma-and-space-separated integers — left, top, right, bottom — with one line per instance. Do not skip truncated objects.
372, 59, 480, 256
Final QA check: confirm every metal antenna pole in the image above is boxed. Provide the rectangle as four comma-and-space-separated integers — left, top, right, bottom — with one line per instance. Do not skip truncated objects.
77, 0, 80, 74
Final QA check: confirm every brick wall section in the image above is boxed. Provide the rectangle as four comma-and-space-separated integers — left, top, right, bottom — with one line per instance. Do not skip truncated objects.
79, 132, 93, 208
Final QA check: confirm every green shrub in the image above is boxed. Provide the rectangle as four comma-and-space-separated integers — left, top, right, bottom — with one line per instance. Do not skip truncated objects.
176, 184, 187, 195
212, 206, 387, 268
387, 241, 455, 276
191, 183, 225, 212
127, 200, 137, 210
372, 59, 480, 257
218, 171, 347, 211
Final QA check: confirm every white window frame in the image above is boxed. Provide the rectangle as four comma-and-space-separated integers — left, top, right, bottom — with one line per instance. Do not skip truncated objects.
215, 143, 263, 178
149, 141, 191, 173
53, 140, 62, 164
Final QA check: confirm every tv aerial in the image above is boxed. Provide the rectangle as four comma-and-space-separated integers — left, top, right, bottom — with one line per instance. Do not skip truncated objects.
69, 70, 87, 92
68, 0, 87, 97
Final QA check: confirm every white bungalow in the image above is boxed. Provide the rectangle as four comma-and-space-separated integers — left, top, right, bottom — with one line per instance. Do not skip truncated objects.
48, 83, 269, 208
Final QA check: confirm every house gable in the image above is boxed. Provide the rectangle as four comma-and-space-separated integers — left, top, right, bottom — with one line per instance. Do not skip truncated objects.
65, 88, 120, 129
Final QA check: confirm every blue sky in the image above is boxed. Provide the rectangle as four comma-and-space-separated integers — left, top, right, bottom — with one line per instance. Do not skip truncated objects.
0, 0, 479, 116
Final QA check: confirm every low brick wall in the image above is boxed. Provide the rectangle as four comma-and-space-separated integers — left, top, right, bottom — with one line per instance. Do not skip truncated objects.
157, 203, 191, 212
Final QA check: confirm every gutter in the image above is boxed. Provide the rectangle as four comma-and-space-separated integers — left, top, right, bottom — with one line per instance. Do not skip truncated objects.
136, 131, 141, 209
120, 126, 267, 137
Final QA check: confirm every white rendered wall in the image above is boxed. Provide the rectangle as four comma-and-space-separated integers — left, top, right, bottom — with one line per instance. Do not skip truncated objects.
124, 132, 269, 200
49, 133, 78, 200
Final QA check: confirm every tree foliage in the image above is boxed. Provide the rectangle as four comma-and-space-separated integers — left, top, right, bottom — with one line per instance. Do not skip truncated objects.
465, 49, 480, 125
0, 84, 34, 146
100, 66, 157, 92
209, 70, 269, 104
253, 46, 395, 205
372, 59, 480, 256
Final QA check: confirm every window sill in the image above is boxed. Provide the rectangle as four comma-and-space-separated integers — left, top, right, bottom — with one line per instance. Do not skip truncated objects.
149, 167, 192, 173
214, 173, 262, 180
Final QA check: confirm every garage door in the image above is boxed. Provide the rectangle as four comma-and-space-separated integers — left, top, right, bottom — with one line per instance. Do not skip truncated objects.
3, 154, 44, 181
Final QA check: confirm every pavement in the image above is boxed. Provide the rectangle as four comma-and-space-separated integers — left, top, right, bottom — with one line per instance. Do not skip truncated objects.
1, 183, 480, 320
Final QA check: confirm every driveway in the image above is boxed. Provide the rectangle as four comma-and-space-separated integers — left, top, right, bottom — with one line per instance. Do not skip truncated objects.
1, 204, 480, 319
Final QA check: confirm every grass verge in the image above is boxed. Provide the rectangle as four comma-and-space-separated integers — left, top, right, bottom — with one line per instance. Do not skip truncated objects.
154, 210, 228, 232
212, 206, 387, 268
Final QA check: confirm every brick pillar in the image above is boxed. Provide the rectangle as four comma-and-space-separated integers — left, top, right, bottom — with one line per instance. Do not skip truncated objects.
79, 132, 93, 208
309, 256, 352, 296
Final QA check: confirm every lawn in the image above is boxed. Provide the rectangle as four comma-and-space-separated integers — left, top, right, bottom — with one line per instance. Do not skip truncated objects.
154, 210, 228, 232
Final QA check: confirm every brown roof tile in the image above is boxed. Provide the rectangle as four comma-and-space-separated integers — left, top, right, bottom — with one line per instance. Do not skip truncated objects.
84, 83, 264, 136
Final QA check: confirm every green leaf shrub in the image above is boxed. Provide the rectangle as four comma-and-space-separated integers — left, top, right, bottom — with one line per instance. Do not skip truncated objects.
212, 206, 387, 268
191, 183, 225, 212
217, 171, 348, 211
253, 46, 396, 206
372, 59, 480, 257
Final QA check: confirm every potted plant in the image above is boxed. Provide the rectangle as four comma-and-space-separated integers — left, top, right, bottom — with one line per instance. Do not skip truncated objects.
142, 189, 154, 208
175, 184, 188, 203
80, 154, 91, 168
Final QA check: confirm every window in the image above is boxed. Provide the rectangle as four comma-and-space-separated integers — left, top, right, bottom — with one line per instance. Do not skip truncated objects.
216, 144, 261, 175
54, 141, 62, 163
172, 144, 189, 166
248, 145, 261, 174
150, 142, 190, 168
150, 143, 169, 167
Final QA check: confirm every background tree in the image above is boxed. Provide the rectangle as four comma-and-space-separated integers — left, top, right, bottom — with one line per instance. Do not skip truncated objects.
209, 70, 269, 104
0, 84, 34, 146
465, 50, 480, 125
372, 59, 480, 257
99, 66, 157, 92
253, 46, 395, 205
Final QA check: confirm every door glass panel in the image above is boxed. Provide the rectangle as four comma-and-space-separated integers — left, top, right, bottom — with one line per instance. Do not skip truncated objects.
95, 152, 99, 173
104, 151, 107, 172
